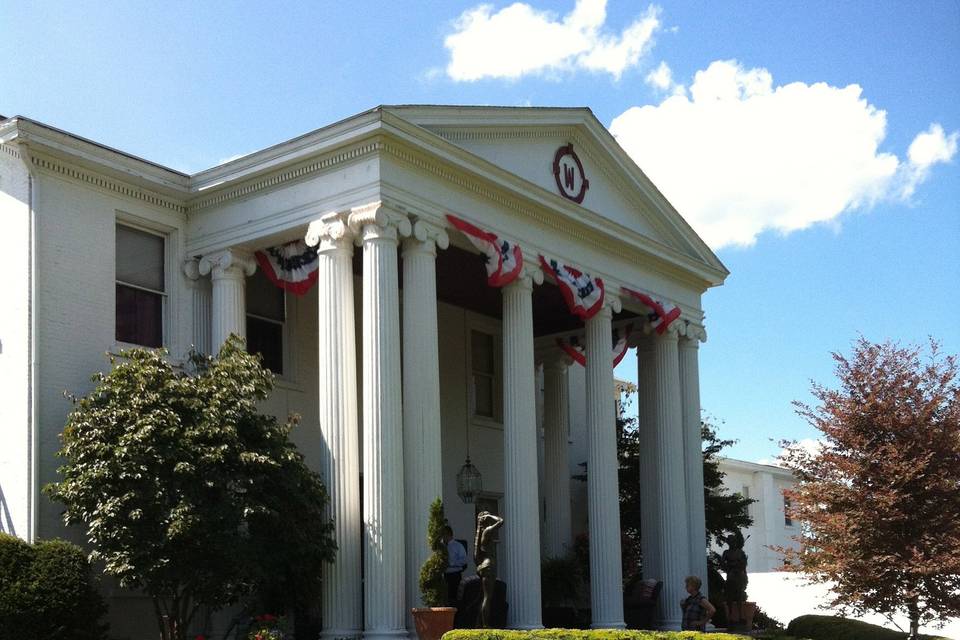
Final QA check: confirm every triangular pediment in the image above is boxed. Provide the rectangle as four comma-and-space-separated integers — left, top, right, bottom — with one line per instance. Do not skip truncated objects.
383, 106, 726, 280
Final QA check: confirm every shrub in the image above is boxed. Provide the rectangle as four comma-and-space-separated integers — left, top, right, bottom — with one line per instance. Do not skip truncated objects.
442, 630, 747, 640
419, 498, 449, 608
0, 533, 108, 640
541, 553, 583, 608
786, 614, 951, 640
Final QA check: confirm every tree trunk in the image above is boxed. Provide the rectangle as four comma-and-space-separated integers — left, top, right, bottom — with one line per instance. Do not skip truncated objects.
908, 598, 920, 640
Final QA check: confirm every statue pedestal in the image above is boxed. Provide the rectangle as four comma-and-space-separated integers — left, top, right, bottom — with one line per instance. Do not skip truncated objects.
723, 601, 757, 631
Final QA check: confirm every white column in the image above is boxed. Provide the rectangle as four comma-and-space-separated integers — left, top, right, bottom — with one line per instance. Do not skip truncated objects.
542, 356, 572, 558
181, 258, 212, 356
351, 204, 411, 640
761, 468, 779, 571
585, 303, 626, 629
651, 326, 690, 630
306, 214, 362, 640
401, 220, 448, 627
637, 337, 661, 586
680, 328, 708, 592
197, 248, 256, 349
502, 267, 544, 630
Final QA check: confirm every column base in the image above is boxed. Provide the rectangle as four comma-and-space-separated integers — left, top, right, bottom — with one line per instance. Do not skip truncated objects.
511, 624, 545, 631
321, 630, 362, 640
590, 621, 627, 630
655, 619, 682, 631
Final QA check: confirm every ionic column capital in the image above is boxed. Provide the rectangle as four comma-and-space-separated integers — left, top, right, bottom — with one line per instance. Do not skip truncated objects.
540, 349, 574, 371
198, 248, 256, 280
306, 211, 354, 255
182, 257, 202, 281
504, 263, 544, 292
402, 219, 449, 258
347, 201, 412, 243
682, 322, 707, 344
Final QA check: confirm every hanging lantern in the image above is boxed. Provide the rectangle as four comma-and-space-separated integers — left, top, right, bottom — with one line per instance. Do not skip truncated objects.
456, 457, 483, 504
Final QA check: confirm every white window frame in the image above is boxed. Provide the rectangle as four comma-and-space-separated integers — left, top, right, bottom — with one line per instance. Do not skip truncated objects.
464, 312, 503, 429
114, 217, 171, 350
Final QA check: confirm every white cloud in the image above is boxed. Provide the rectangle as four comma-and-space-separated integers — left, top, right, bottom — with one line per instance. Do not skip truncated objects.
609, 59, 958, 249
644, 60, 685, 96
757, 438, 825, 466
444, 0, 661, 81
900, 123, 959, 198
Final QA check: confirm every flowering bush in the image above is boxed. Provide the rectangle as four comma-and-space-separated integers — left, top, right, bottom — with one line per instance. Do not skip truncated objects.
246, 614, 287, 640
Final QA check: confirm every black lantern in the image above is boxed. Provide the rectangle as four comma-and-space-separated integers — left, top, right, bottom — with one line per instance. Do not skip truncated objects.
456, 457, 483, 504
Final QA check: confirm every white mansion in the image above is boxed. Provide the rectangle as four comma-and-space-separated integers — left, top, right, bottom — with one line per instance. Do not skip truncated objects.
0, 106, 728, 638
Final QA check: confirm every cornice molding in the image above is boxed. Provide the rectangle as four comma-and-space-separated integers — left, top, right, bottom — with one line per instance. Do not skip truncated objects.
1, 144, 21, 159
30, 154, 186, 213
188, 140, 383, 212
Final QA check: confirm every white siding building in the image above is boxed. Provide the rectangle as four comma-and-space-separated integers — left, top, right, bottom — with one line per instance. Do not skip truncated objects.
715, 458, 800, 573
0, 106, 728, 637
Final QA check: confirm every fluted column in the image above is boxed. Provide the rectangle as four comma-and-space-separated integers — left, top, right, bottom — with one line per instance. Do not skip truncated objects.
680, 327, 708, 594
502, 266, 544, 630
637, 337, 661, 587
585, 302, 626, 629
306, 214, 362, 640
181, 258, 212, 356
402, 220, 449, 630
351, 204, 411, 640
197, 248, 256, 349
651, 326, 690, 629
542, 355, 573, 558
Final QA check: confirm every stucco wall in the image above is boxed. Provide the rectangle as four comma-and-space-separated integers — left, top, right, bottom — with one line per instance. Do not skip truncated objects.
0, 145, 32, 540
714, 461, 799, 573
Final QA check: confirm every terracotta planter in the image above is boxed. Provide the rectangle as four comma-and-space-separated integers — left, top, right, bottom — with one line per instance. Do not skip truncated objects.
411, 607, 457, 640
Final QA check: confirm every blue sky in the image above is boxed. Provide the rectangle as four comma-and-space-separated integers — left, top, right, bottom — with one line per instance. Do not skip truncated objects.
2, 1, 958, 462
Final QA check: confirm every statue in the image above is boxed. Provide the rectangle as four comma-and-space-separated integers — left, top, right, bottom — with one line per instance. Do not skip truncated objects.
473, 511, 503, 628
720, 531, 749, 628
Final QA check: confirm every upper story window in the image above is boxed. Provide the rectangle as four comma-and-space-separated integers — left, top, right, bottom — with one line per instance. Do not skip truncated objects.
246, 270, 285, 374
116, 224, 165, 347
784, 495, 793, 527
471, 329, 497, 419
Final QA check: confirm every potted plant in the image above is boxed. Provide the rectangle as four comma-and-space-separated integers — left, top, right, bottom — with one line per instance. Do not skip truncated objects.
411, 498, 457, 640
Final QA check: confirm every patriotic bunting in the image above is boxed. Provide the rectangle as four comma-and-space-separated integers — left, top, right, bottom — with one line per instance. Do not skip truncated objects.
446, 214, 523, 287
539, 255, 605, 320
556, 324, 633, 368
254, 240, 319, 295
622, 286, 681, 335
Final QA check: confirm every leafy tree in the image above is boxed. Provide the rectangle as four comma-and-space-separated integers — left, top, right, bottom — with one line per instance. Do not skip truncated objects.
780, 338, 960, 638
45, 337, 336, 640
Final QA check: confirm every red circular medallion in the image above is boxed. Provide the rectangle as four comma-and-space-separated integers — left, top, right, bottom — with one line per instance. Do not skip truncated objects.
552, 143, 589, 204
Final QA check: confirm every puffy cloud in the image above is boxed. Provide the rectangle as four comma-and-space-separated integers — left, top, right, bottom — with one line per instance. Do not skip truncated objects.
757, 438, 825, 466
901, 123, 959, 198
609, 60, 957, 249
644, 60, 685, 95
444, 0, 661, 81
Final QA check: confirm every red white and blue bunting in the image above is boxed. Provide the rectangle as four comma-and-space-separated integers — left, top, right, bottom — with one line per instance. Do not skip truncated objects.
539, 255, 604, 320
622, 287, 681, 335
556, 323, 632, 368
446, 214, 523, 287
254, 240, 319, 296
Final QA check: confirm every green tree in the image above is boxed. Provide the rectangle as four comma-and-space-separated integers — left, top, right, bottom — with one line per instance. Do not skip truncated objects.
781, 338, 960, 638
45, 337, 336, 640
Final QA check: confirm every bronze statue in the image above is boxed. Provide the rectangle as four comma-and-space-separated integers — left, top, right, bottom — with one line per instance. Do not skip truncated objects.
474, 511, 503, 628
720, 532, 749, 627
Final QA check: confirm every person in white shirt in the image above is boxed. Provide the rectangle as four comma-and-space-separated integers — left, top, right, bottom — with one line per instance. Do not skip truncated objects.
443, 525, 468, 605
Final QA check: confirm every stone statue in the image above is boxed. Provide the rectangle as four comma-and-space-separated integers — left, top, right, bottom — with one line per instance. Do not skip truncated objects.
720, 531, 749, 627
474, 511, 504, 628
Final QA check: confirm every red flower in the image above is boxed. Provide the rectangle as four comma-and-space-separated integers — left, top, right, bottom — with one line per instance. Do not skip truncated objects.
195, 636, 206, 640
263, 614, 276, 621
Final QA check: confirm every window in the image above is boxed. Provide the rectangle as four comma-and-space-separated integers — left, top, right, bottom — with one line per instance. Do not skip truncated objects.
784, 495, 793, 527
471, 329, 496, 418
116, 224, 165, 347
741, 485, 752, 519
246, 269, 285, 374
